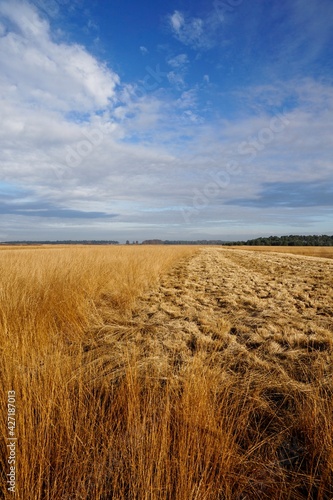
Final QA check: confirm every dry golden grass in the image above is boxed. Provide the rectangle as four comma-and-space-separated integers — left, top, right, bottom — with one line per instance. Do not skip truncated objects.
0, 245, 196, 499
228, 245, 333, 259
1, 245, 333, 499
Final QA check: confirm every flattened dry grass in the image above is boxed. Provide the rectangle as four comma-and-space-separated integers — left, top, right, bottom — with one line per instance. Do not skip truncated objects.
229, 245, 333, 259
1, 245, 333, 499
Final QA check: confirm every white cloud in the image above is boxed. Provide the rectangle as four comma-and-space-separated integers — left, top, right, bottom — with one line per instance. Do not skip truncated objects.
167, 53, 189, 68
176, 89, 198, 109
168, 9, 219, 50
0, 0, 49, 37
140, 45, 148, 55
168, 10, 207, 49
166, 54, 189, 89
0, 1, 119, 112
0, 1, 332, 240
167, 71, 185, 89
170, 10, 184, 32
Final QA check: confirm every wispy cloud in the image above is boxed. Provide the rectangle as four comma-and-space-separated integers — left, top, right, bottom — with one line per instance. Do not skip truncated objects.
167, 53, 189, 68
167, 71, 186, 89
139, 45, 148, 55
168, 10, 215, 50
170, 10, 184, 32
166, 53, 189, 89
277, 0, 333, 72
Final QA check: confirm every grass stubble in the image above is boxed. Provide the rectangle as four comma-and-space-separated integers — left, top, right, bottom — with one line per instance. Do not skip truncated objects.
0, 245, 332, 499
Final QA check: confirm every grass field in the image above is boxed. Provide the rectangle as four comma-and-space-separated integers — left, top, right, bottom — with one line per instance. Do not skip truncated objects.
229, 245, 333, 259
1, 245, 333, 499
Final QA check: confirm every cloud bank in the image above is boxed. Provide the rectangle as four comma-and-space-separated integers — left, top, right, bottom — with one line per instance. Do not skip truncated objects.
0, 1, 332, 241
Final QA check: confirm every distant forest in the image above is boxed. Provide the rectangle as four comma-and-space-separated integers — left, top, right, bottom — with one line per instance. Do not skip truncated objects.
231, 234, 333, 246
142, 235, 333, 246
0, 240, 119, 245
1, 235, 333, 246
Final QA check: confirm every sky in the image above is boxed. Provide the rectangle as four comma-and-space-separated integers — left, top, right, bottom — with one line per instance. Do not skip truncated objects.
0, 0, 332, 242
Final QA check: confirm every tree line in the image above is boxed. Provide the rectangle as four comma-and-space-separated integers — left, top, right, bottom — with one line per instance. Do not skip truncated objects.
231, 235, 333, 246
141, 235, 333, 246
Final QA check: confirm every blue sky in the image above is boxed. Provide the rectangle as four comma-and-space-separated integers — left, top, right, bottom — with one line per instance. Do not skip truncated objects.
0, 0, 332, 242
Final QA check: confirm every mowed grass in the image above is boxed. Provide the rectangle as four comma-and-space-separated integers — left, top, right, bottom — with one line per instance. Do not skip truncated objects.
228, 245, 333, 259
0, 245, 332, 499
